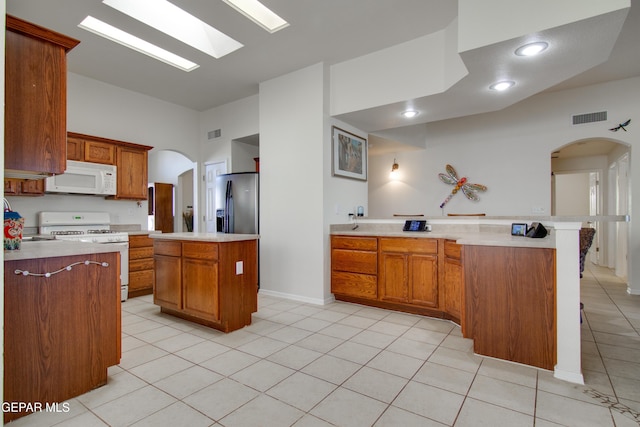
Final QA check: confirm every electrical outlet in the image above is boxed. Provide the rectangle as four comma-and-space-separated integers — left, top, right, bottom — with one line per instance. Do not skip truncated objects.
235, 261, 243, 275
532, 206, 545, 214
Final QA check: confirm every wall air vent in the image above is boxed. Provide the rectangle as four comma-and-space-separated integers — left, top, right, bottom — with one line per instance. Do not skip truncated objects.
208, 129, 222, 139
572, 111, 607, 125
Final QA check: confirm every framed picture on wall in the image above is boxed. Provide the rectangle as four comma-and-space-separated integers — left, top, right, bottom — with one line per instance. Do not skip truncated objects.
332, 126, 367, 181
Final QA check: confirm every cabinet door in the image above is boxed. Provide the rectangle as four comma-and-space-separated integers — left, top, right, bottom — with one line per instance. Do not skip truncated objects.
85, 140, 116, 165
4, 179, 19, 195
443, 241, 464, 321
4, 19, 75, 175
409, 254, 438, 308
116, 146, 148, 200
153, 254, 181, 310
67, 137, 85, 161
182, 257, 220, 322
379, 252, 409, 303
20, 179, 45, 196
444, 258, 463, 318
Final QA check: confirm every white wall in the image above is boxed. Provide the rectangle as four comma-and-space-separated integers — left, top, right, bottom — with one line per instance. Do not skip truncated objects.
259, 63, 328, 303
370, 76, 640, 293
231, 140, 259, 173
199, 95, 259, 167
554, 173, 590, 215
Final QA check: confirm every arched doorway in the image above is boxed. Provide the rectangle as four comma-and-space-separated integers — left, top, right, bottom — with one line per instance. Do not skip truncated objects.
148, 150, 198, 232
551, 138, 630, 279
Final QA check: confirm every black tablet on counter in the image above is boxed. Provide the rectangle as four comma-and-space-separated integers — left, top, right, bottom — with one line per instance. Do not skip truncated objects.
403, 220, 428, 232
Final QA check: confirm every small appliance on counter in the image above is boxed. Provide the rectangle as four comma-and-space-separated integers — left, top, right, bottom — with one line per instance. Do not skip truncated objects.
38, 211, 129, 301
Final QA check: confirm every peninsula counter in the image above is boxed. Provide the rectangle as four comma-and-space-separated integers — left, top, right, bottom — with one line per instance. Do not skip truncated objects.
331, 215, 627, 384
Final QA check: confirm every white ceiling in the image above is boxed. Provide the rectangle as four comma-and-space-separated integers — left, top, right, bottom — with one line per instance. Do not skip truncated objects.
6, 0, 640, 136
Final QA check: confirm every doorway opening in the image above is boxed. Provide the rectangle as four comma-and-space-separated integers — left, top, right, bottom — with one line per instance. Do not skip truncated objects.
551, 138, 630, 279
148, 149, 197, 232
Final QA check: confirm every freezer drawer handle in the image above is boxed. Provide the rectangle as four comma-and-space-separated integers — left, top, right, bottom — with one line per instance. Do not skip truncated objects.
14, 260, 110, 278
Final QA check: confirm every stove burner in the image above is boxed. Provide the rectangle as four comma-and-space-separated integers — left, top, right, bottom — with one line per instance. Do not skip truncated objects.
51, 230, 84, 235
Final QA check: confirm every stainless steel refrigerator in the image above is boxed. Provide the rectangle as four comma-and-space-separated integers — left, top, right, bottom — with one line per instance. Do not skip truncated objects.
215, 172, 259, 234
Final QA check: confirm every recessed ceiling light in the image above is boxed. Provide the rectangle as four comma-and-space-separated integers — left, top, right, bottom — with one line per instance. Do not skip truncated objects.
78, 16, 199, 72
489, 81, 515, 91
402, 110, 418, 118
103, 0, 243, 59
515, 41, 549, 57
222, 0, 289, 33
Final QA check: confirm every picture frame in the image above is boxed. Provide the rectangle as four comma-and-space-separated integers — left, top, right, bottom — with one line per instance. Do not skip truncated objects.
332, 126, 367, 181
511, 223, 527, 236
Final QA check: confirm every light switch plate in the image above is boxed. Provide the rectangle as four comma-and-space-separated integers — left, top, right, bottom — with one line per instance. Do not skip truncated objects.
235, 261, 243, 275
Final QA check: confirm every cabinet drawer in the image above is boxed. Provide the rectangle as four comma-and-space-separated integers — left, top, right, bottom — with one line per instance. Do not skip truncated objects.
130, 246, 154, 260
130, 258, 154, 272
444, 240, 462, 259
154, 240, 181, 256
380, 238, 437, 254
332, 236, 377, 251
129, 270, 154, 289
129, 235, 154, 248
183, 242, 218, 260
331, 271, 377, 299
332, 249, 377, 275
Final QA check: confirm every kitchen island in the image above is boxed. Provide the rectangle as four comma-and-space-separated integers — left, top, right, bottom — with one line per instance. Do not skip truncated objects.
150, 233, 259, 332
331, 215, 627, 385
3, 241, 121, 422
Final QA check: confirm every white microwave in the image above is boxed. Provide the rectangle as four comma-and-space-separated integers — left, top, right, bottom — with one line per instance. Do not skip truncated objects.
45, 160, 117, 195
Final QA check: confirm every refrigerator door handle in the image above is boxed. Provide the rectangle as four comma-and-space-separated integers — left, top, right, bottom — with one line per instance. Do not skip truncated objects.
224, 181, 231, 233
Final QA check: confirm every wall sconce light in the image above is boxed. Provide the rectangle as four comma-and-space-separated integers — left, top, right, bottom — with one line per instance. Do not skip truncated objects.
390, 158, 399, 178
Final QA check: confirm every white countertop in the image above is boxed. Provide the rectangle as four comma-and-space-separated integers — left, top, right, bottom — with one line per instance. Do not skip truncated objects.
331, 229, 555, 248
150, 232, 259, 242
4, 240, 122, 261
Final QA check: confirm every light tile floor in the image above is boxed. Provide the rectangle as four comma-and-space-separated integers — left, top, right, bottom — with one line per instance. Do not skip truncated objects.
10, 265, 640, 426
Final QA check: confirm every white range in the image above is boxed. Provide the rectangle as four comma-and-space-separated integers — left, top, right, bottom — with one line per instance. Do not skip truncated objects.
38, 211, 129, 301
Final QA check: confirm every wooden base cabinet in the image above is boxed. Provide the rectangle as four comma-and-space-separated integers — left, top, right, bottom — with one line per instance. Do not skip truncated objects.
153, 239, 258, 332
4, 253, 120, 423
331, 236, 378, 299
379, 238, 438, 308
128, 234, 155, 297
442, 240, 464, 326
331, 235, 445, 320
464, 245, 556, 370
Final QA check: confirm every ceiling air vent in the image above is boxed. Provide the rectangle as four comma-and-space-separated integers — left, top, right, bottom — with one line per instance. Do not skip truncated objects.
572, 111, 607, 125
208, 129, 222, 139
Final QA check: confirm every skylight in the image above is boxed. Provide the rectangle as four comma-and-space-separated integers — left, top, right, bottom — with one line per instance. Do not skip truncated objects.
78, 16, 200, 72
103, 0, 243, 59
222, 0, 289, 33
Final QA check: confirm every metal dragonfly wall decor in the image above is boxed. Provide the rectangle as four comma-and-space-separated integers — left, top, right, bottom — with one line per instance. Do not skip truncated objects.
438, 164, 487, 209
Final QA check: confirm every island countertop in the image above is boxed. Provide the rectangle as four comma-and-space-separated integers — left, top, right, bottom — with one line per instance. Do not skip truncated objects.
4, 240, 122, 261
150, 232, 259, 242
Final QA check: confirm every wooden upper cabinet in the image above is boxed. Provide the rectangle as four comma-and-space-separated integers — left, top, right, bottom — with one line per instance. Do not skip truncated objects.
67, 132, 153, 200
116, 145, 149, 200
4, 15, 80, 177
67, 135, 117, 165
84, 140, 116, 165
66, 136, 85, 161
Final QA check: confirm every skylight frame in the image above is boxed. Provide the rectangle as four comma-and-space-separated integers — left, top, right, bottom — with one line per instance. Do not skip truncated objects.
103, 0, 244, 59
78, 16, 200, 72
222, 0, 289, 33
